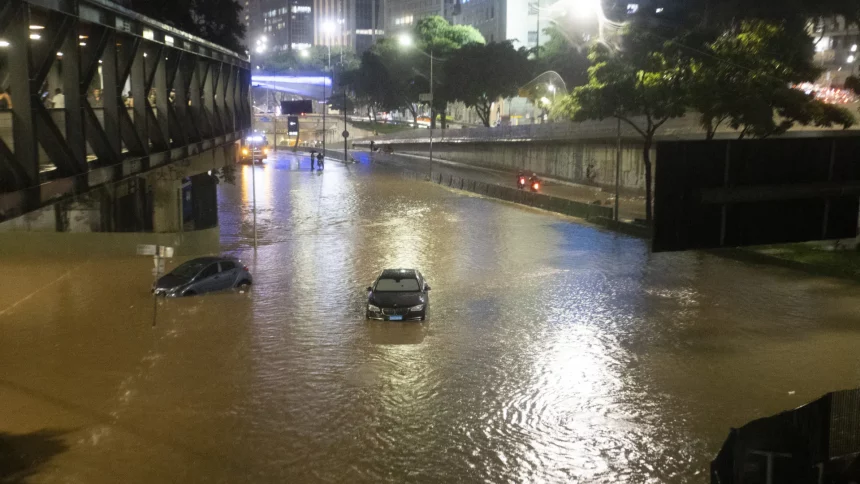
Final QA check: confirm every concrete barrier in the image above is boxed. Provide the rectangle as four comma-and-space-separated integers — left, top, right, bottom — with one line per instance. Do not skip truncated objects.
590, 216, 651, 238
429, 170, 614, 223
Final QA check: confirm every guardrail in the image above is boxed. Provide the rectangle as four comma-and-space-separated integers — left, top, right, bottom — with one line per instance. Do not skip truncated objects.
355, 115, 860, 145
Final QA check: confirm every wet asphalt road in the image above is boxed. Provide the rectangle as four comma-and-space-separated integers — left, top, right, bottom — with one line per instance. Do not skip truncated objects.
2, 151, 860, 483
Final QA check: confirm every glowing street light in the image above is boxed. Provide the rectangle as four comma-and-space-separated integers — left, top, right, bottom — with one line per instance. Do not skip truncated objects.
300, 49, 310, 58
570, 0, 602, 19
323, 21, 336, 34
398, 33, 436, 178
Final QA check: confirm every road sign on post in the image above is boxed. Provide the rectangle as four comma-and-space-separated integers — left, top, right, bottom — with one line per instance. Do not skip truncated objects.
419, 93, 433, 102
137, 243, 173, 328
153, 258, 166, 276
136, 244, 157, 256
342, 130, 350, 138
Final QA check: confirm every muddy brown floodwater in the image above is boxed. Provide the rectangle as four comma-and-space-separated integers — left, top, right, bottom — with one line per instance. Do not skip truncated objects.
2, 152, 860, 483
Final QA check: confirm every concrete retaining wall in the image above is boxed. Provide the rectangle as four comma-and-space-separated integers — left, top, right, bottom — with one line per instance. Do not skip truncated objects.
369, 140, 653, 194
427, 171, 614, 221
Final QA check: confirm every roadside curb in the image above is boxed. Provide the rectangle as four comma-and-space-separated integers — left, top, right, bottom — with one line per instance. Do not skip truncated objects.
712, 247, 860, 283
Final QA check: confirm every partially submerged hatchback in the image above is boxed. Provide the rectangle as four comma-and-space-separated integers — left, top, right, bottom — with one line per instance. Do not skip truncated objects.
153, 256, 252, 297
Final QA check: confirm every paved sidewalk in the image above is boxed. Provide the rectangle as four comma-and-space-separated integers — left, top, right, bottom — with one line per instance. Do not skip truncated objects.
352, 149, 648, 222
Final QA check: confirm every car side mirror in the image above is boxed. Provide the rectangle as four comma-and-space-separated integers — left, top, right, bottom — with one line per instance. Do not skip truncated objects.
366, 286, 373, 292
425, 285, 431, 291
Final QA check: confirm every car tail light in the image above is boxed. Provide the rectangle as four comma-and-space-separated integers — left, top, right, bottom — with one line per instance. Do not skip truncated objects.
243, 265, 249, 271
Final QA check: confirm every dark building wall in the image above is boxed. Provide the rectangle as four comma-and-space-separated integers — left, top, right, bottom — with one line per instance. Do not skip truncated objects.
260, 0, 315, 52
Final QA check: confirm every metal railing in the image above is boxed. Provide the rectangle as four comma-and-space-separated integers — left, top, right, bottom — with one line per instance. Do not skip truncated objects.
356, 114, 860, 145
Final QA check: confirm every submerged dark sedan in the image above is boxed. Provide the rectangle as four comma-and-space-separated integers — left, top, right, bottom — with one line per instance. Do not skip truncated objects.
153, 256, 252, 297
366, 269, 430, 321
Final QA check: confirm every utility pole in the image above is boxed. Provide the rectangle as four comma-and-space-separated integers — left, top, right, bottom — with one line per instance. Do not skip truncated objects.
343, 87, 349, 163
323, 44, 330, 158
536, 2, 540, 56
342, 13, 348, 162
249, 86, 258, 248
429, 50, 434, 179
614, 117, 621, 222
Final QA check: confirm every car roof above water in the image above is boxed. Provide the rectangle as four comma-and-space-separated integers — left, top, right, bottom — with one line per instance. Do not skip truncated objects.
186, 256, 235, 265
380, 268, 417, 278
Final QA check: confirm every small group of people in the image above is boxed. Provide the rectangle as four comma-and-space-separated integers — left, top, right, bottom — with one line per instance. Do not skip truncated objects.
0, 87, 62, 109
516, 170, 541, 189
310, 151, 325, 171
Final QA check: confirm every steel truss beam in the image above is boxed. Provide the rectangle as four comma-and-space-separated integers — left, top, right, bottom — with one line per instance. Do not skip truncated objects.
0, 0, 250, 220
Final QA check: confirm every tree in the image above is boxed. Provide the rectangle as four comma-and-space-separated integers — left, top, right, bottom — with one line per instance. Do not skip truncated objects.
413, 17, 485, 128
368, 38, 426, 124
688, 21, 853, 139
414, 16, 485, 55
344, 49, 404, 121
130, 0, 245, 53
444, 41, 533, 127
558, 26, 687, 223
260, 46, 359, 74
535, 24, 589, 89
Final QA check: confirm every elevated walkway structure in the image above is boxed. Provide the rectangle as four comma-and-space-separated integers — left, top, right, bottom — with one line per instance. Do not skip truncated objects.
0, 0, 251, 227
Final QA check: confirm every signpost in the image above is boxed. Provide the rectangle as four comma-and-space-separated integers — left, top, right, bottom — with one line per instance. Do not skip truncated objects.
138, 244, 174, 327
419, 93, 433, 102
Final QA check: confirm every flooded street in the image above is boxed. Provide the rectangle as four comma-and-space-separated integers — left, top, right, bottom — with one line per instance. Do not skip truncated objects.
3, 151, 860, 483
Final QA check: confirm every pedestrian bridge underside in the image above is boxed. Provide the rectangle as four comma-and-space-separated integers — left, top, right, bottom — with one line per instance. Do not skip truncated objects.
0, 0, 251, 225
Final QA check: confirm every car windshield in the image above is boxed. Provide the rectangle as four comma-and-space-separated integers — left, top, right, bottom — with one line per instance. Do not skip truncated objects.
374, 278, 420, 292
171, 260, 209, 278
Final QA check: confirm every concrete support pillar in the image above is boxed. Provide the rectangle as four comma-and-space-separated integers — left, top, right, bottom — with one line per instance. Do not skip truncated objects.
152, 178, 182, 233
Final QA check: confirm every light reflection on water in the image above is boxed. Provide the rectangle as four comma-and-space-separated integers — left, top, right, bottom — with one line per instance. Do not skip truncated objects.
2, 152, 860, 483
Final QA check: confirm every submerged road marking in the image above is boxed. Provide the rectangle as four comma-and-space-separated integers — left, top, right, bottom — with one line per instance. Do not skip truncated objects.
0, 267, 76, 317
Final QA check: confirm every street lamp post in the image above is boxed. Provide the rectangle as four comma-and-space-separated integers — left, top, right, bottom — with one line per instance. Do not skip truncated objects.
248, 86, 258, 249
399, 34, 435, 179
429, 49, 434, 180
615, 117, 621, 221
341, 18, 347, 164
323, 22, 335, 158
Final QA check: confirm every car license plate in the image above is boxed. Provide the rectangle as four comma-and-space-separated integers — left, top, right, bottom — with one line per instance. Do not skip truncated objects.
388, 315, 403, 321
